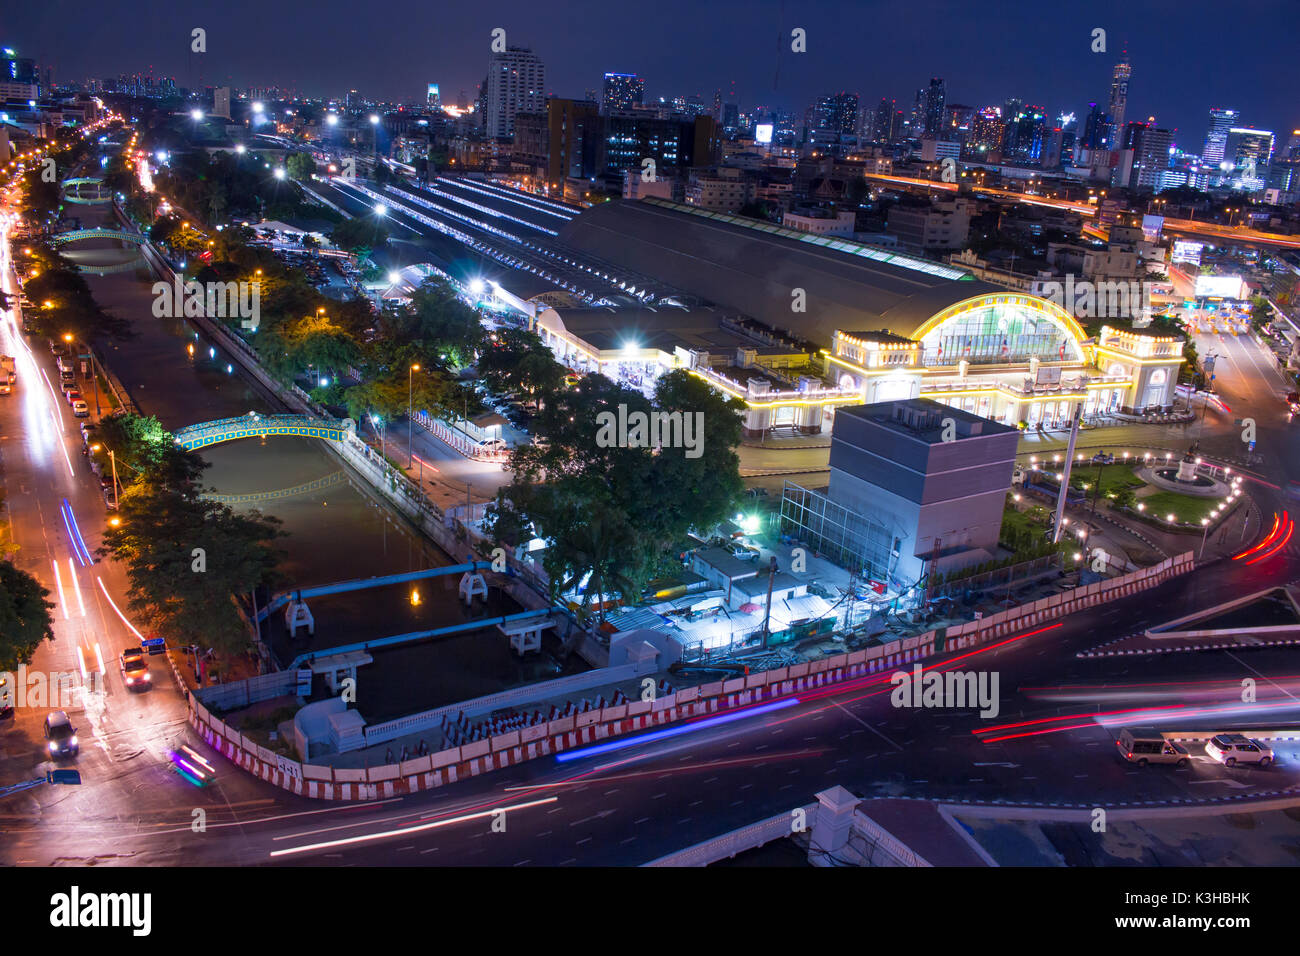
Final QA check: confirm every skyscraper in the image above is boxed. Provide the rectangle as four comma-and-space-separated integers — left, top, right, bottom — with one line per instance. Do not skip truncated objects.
805, 92, 858, 154
872, 98, 899, 143
1081, 103, 1110, 150
924, 78, 946, 137
601, 73, 644, 115
485, 47, 545, 139
1131, 124, 1173, 190
1106, 60, 1132, 147
1202, 108, 1239, 167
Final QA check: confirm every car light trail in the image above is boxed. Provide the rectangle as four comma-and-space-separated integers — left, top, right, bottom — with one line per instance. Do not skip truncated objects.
75, 645, 88, 680
269, 796, 559, 858
556, 697, 800, 762
978, 697, 1300, 743
93, 642, 105, 675
973, 704, 1189, 736
767, 622, 1066, 724
180, 744, 216, 775
59, 503, 87, 567
62, 499, 96, 565
505, 749, 824, 792
1234, 512, 1280, 560
96, 576, 145, 640
68, 558, 86, 616
51, 559, 70, 620
1246, 516, 1294, 565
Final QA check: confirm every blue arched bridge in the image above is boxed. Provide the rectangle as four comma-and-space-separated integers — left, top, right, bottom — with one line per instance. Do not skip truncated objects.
174, 414, 356, 451
49, 227, 147, 247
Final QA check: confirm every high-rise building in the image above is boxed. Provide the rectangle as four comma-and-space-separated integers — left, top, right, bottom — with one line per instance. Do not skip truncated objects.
924, 78, 946, 137
1106, 60, 1132, 146
601, 72, 644, 115
427, 83, 441, 109
805, 92, 858, 153
601, 114, 718, 177
1225, 127, 1275, 183
722, 101, 740, 136
547, 97, 601, 183
485, 47, 545, 139
966, 107, 1003, 157
1202, 108, 1239, 167
872, 98, 899, 143
1002, 104, 1046, 165
1081, 103, 1109, 151
212, 86, 231, 120
1131, 125, 1173, 190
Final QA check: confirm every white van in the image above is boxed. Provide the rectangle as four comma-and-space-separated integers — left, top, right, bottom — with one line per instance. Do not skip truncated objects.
1116, 727, 1190, 767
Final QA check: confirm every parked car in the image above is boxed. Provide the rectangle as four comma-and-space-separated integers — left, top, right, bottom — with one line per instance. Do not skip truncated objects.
64, 387, 82, 405
0, 381, 10, 397
72, 399, 89, 418
80, 422, 97, 442
477, 437, 509, 452
727, 542, 760, 560
1204, 733, 1273, 767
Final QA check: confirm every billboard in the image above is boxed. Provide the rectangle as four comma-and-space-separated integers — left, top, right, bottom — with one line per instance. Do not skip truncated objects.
1171, 240, 1204, 266
754, 123, 773, 145
1141, 214, 1164, 240
1194, 275, 1244, 299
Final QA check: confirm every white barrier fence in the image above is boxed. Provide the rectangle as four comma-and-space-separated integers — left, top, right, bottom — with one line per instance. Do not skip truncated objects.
184, 549, 1195, 800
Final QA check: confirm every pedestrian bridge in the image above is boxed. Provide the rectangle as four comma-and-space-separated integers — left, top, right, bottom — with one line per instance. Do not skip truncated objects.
61, 177, 112, 204
174, 414, 356, 451
49, 227, 146, 247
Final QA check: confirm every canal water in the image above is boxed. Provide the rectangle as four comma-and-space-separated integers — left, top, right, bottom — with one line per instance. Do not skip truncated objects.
67, 193, 583, 717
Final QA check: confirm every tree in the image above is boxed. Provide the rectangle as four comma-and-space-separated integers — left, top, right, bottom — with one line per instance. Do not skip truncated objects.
494, 369, 747, 616
0, 562, 56, 673
98, 484, 285, 656
331, 216, 389, 253
476, 327, 565, 402
286, 152, 317, 181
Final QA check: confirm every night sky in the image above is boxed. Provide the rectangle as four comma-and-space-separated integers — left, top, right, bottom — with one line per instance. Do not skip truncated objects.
8, 0, 1295, 148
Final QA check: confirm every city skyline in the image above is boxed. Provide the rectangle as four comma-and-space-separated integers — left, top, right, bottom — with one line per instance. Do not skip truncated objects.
4, 0, 1296, 148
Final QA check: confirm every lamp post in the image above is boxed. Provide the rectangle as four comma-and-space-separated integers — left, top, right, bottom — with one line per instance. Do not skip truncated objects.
1199, 517, 1211, 558
408, 363, 420, 467
109, 449, 119, 508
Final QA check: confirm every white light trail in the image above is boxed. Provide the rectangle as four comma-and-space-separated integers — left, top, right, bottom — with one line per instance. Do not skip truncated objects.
96, 576, 144, 640
51, 559, 69, 620
268, 796, 558, 858
68, 557, 86, 616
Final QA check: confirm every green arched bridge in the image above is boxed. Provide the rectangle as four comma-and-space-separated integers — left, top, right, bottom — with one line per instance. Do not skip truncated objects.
61, 177, 112, 205
49, 227, 147, 247
174, 414, 356, 451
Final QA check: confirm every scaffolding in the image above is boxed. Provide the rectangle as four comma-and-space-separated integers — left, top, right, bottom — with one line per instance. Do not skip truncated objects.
778, 480, 901, 584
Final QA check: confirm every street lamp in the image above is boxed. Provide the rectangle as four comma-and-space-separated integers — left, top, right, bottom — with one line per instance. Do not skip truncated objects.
408, 363, 420, 467
109, 450, 120, 508
1199, 517, 1211, 558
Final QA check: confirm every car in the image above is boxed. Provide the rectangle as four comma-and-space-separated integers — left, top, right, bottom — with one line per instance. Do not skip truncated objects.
0, 382, 10, 397
477, 437, 508, 452
119, 649, 151, 690
1116, 728, 1190, 767
64, 387, 82, 405
1204, 733, 1273, 767
44, 710, 79, 758
727, 542, 760, 560
72, 399, 89, 418
0, 674, 13, 720
80, 422, 97, 442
